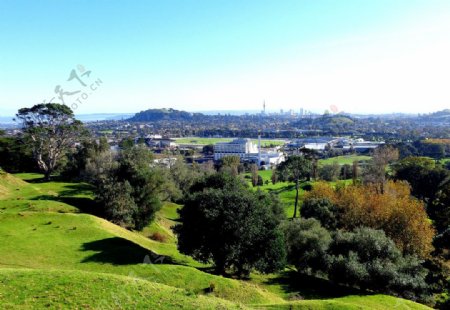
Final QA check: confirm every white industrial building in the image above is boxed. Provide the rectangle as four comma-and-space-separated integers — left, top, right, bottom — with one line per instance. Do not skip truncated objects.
214, 138, 258, 160
214, 138, 285, 167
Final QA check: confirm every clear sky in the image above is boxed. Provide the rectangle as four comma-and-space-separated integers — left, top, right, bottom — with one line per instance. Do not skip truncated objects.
1, 0, 450, 115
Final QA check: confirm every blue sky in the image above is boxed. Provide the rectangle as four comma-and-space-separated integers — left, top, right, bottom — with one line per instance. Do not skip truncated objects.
1, 0, 450, 115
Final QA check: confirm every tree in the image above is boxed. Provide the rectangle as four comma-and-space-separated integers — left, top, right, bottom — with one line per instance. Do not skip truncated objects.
202, 144, 214, 155
257, 175, 264, 186
0, 134, 35, 173
175, 172, 286, 277
61, 136, 110, 180
318, 162, 340, 181
430, 183, 450, 232
220, 155, 240, 176
271, 168, 278, 184
282, 218, 331, 273
277, 156, 312, 218
393, 156, 449, 202
165, 156, 204, 201
363, 145, 399, 193
301, 148, 319, 180
304, 181, 435, 259
15, 103, 84, 179
96, 179, 137, 228
94, 146, 165, 230
340, 164, 352, 180
301, 197, 340, 230
250, 164, 259, 187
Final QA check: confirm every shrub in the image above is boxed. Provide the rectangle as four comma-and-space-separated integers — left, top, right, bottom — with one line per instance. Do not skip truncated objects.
326, 227, 429, 299
282, 218, 331, 273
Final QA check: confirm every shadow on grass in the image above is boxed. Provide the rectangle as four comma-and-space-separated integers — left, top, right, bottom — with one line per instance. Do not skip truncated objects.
266, 270, 365, 300
57, 183, 95, 196
30, 181, 98, 214
31, 194, 101, 216
24, 175, 66, 183
266, 184, 296, 195
81, 237, 176, 265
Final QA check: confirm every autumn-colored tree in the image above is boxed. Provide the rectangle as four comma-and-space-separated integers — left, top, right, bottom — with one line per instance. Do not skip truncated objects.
303, 181, 435, 258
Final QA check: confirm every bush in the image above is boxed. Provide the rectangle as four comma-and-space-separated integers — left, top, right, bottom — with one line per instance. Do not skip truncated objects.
282, 218, 331, 273
326, 227, 429, 300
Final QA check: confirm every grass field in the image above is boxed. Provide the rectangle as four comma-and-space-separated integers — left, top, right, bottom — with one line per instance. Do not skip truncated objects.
245, 170, 352, 217
174, 137, 287, 147
0, 171, 431, 309
318, 155, 371, 166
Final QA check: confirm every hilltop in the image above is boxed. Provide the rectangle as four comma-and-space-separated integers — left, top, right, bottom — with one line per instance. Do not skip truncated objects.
128, 108, 202, 122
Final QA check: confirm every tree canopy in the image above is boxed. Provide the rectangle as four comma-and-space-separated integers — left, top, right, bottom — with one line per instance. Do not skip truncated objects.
15, 103, 84, 179
175, 172, 286, 277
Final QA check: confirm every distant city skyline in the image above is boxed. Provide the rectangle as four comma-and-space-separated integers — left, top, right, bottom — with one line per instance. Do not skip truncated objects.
1, 0, 450, 116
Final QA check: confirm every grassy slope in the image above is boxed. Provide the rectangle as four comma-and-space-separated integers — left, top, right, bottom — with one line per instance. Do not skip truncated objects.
259, 295, 429, 310
0, 172, 431, 309
0, 268, 245, 309
0, 173, 284, 306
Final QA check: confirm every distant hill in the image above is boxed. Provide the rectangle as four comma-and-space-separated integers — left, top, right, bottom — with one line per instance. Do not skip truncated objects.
420, 109, 450, 120
128, 108, 202, 122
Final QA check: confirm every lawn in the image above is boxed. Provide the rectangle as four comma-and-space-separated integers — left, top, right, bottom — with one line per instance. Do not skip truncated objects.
0, 172, 431, 309
245, 170, 351, 218
318, 155, 371, 166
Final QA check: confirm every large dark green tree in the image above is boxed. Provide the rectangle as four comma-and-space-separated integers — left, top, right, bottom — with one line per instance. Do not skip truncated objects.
95, 146, 165, 230
277, 156, 312, 218
0, 133, 35, 173
175, 172, 286, 277
15, 103, 84, 179
301, 197, 340, 230
393, 156, 449, 202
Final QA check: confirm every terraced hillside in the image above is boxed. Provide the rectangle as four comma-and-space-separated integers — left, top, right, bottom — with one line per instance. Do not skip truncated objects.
0, 171, 431, 309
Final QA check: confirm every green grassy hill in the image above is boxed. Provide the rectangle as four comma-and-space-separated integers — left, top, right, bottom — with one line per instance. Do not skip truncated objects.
0, 172, 432, 309
0, 268, 246, 309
